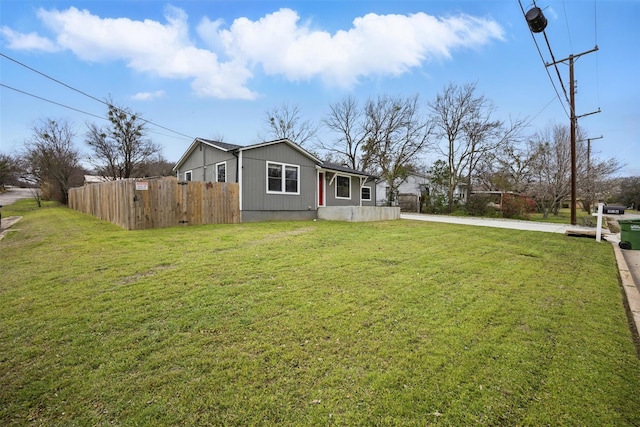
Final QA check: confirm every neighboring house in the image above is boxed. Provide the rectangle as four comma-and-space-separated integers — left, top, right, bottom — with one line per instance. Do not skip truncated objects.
83, 175, 114, 185
375, 173, 430, 207
173, 138, 377, 222
375, 173, 467, 206
376, 173, 467, 211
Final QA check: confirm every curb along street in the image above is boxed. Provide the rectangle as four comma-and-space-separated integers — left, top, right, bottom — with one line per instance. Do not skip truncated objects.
612, 243, 640, 344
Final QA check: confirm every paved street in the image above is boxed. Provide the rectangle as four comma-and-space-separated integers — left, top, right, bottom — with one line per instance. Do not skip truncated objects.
0, 187, 33, 207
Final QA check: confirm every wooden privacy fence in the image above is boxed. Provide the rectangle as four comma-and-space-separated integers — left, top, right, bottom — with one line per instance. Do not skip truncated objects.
398, 193, 419, 212
68, 177, 240, 230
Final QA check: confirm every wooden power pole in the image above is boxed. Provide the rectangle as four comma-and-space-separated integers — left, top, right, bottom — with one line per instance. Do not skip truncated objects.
546, 47, 599, 225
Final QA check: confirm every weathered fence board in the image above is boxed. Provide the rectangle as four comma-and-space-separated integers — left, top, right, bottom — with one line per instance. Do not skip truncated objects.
398, 193, 419, 212
69, 177, 240, 230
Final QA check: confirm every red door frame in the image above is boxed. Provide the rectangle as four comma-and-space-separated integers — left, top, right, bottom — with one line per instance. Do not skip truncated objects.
318, 172, 325, 207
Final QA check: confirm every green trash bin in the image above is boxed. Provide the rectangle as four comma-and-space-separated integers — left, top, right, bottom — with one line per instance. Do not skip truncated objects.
618, 219, 640, 250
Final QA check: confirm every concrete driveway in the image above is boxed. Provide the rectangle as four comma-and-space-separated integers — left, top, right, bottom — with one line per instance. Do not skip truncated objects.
0, 187, 32, 238
0, 187, 33, 207
400, 213, 599, 234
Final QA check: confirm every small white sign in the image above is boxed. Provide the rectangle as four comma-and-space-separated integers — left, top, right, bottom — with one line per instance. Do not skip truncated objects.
135, 181, 149, 191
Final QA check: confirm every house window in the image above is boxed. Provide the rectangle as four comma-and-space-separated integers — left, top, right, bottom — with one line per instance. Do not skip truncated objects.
336, 175, 351, 199
267, 162, 299, 194
184, 170, 192, 181
216, 162, 226, 183
361, 186, 371, 201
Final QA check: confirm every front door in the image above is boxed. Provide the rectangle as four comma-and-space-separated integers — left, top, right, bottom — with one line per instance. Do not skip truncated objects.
318, 172, 325, 207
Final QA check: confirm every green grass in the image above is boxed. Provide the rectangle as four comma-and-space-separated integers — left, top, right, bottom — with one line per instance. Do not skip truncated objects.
2, 200, 640, 426
529, 208, 595, 225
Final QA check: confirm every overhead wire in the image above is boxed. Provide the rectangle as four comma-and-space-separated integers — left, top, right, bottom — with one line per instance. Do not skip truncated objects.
541, 31, 572, 107
0, 52, 195, 141
594, 0, 601, 110
517, 0, 571, 119
2, 82, 192, 144
525, 95, 558, 127
0, 83, 106, 121
562, 0, 573, 52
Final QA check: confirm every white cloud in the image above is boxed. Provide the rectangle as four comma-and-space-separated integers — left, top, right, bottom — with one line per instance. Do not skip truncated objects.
3, 6, 504, 98
132, 90, 166, 101
33, 5, 257, 99
215, 9, 504, 87
0, 26, 60, 52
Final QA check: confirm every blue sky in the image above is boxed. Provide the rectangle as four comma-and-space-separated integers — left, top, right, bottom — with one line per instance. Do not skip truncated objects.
1, 0, 638, 176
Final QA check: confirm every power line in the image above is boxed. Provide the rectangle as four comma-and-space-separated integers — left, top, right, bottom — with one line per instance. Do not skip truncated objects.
594, 0, 601, 110
2, 82, 194, 144
526, 95, 558, 126
562, 0, 574, 52
1, 52, 106, 106
0, 83, 106, 121
518, 0, 571, 119
0, 52, 195, 140
541, 31, 572, 106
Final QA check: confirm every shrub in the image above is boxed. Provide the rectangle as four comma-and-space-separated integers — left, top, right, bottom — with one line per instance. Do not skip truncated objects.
501, 194, 536, 219
466, 194, 493, 217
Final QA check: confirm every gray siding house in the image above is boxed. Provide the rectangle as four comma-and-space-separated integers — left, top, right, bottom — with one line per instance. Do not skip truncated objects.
173, 138, 377, 222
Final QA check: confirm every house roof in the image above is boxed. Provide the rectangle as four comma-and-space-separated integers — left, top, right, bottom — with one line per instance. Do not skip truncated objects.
173, 138, 241, 171
321, 162, 375, 178
83, 175, 114, 184
197, 138, 242, 151
174, 138, 374, 179
173, 137, 321, 171
238, 138, 322, 163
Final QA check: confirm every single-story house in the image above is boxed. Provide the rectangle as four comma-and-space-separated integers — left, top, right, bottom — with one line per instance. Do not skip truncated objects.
173, 138, 382, 222
376, 172, 468, 208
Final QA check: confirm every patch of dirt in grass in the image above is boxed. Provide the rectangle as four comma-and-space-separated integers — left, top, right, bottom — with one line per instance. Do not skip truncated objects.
605, 217, 620, 233
117, 264, 175, 286
253, 227, 316, 244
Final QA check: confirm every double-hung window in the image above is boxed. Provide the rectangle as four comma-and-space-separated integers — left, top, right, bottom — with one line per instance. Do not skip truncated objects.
267, 162, 299, 194
216, 162, 226, 183
184, 170, 192, 181
336, 175, 351, 199
361, 186, 371, 201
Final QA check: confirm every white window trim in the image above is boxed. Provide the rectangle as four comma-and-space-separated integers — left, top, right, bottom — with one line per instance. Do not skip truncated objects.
361, 185, 372, 201
266, 161, 300, 195
184, 170, 193, 181
335, 174, 351, 200
215, 161, 227, 183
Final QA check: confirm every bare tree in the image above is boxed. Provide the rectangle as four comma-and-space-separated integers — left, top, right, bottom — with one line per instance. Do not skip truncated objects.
320, 95, 370, 170
429, 82, 522, 212
86, 101, 160, 179
476, 139, 539, 193
528, 124, 572, 218
576, 137, 621, 213
363, 94, 434, 205
139, 154, 176, 177
462, 116, 526, 199
616, 176, 640, 210
261, 102, 318, 146
0, 154, 21, 188
22, 118, 83, 204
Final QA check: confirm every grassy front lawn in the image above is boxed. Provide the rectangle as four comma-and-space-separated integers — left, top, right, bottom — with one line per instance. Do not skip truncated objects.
2, 200, 640, 425
529, 208, 595, 225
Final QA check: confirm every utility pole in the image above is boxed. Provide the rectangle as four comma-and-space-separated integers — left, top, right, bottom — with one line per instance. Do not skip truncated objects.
570, 55, 577, 225
546, 47, 599, 225
578, 135, 603, 213
585, 135, 603, 181
523, 5, 600, 225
